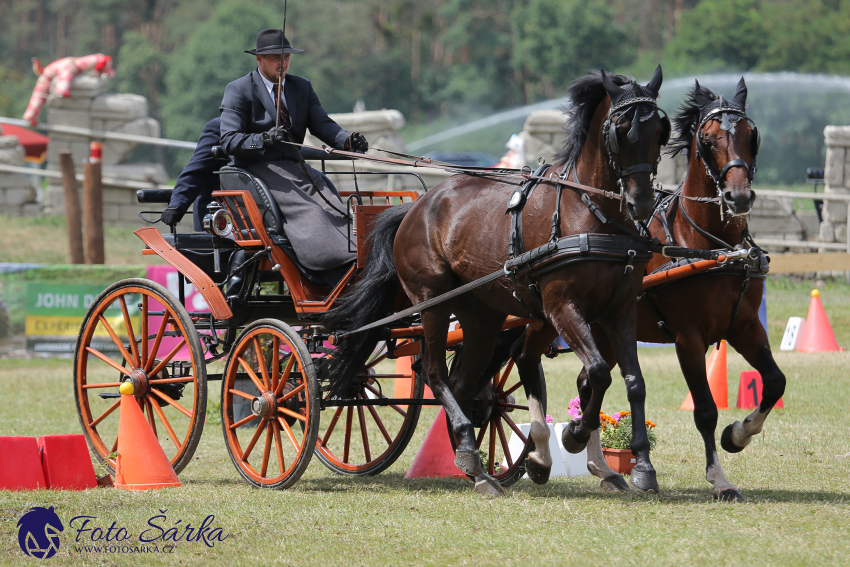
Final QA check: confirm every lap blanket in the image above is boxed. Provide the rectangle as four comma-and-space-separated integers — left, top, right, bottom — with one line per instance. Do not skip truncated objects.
247, 160, 356, 272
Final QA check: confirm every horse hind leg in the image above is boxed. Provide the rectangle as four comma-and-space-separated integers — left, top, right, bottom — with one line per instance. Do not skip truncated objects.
512, 326, 557, 485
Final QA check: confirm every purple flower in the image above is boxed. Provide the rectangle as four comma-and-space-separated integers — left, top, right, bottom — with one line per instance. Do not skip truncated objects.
545, 414, 554, 424
567, 396, 583, 419
612, 412, 621, 422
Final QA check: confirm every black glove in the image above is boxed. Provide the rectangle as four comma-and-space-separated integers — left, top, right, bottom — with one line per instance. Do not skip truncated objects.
160, 206, 184, 227
346, 131, 368, 152
262, 127, 289, 147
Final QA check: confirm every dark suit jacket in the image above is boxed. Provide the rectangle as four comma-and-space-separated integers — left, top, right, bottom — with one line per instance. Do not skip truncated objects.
219, 70, 349, 166
168, 117, 221, 231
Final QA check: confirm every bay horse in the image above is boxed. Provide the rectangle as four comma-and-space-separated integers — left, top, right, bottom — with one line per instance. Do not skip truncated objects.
324, 67, 671, 495
579, 78, 784, 501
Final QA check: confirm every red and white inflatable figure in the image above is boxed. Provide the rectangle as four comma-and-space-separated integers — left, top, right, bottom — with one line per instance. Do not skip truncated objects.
22, 54, 115, 126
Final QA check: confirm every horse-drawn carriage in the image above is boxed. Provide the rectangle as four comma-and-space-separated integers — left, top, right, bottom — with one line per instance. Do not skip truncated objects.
73, 68, 783, 499
73, 148, 539, 490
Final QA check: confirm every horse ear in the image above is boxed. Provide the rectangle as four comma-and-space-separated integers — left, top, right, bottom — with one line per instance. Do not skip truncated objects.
645, 65, 662, 97
693, 79, 715, 107
600, 69, 623, 102
733, 76, 748, 105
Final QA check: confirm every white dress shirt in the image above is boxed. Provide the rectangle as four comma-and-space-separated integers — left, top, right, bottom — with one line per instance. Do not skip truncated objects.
258, 69, 288, 110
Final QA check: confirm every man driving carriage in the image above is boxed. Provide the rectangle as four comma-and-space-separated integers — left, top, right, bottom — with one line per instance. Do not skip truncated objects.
218, 28, 368, 274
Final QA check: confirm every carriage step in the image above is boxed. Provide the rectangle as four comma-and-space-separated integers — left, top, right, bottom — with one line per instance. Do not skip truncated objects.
98, 393, 122, 399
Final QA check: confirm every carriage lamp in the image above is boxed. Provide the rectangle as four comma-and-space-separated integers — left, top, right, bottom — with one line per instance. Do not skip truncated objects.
203, 202, 233, 273
203, 202, 233, 238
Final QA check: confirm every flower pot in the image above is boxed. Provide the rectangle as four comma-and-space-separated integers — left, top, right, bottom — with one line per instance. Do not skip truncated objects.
602, 448, 636, 475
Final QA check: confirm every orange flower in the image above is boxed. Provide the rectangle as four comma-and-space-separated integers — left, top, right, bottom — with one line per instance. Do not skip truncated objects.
645, 420, 656, 428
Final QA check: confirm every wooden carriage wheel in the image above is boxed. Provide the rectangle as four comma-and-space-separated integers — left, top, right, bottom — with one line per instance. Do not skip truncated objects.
313, 346, 423, 476
73, 279, 207, 474
221, 319, 319, 489
447, 359, 533, 487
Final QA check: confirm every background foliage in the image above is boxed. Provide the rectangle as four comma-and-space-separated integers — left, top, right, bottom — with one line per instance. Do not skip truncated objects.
2, 0, 850, 181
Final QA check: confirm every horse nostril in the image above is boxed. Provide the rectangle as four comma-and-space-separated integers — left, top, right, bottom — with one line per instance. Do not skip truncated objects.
723, 190, 734, 203
748, 190, 756, 204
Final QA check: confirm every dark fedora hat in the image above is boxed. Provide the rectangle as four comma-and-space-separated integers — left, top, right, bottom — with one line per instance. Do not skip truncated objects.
245, 28, 304, 55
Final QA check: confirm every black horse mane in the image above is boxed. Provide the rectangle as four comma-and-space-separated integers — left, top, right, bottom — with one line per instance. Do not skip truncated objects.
554, 70, 631, 168
666, 83, 717, 161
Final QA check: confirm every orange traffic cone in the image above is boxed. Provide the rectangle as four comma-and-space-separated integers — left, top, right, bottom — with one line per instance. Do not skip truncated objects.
797, 289, 841, 352
404, 408, 465, 479
394, 356, 433, 400
114, 382, 181, 490
681, 340, 729, 410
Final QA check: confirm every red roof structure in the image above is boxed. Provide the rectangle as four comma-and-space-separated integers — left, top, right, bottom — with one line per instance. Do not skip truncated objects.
0, 124, 50, 163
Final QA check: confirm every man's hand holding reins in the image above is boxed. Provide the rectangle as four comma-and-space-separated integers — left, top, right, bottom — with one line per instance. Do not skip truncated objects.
346, 131, 368, 152
262, 126, 290, 147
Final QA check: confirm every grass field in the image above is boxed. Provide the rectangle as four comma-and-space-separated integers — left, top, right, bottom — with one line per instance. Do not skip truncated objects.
1, 334, 849, 565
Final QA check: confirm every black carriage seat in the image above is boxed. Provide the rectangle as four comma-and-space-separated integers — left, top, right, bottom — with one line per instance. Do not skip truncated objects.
216, 165, 353, 288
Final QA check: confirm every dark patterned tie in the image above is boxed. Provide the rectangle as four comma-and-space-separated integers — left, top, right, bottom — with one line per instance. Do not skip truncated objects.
271, 84, 291, 129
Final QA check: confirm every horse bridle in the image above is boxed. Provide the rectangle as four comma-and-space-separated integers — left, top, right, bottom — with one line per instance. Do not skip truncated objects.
602, 97, 671, 201
693, 105, 760, 219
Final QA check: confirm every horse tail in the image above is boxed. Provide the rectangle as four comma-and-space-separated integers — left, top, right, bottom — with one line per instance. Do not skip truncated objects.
448, 325, 527, 386
321, 201, 414, 398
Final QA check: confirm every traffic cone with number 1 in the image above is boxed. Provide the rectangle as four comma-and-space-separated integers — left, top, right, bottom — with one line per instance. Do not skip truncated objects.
681, 340, 729, 410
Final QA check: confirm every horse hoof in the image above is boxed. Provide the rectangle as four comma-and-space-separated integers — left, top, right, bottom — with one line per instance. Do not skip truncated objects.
474, 475, 506, 497
629, 468, 659, 494
721, 423, 746, 454
525, 459, 551, 485
560, 423, 588, 454
600, 474, 630, 493
454, 449, 483, 477
714, 488, 746, 503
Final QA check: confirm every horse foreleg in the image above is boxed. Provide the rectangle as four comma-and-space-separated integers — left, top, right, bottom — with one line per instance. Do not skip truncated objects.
514, 326, 557, 485
549, 304, 611, 454
603, 308, 659, 494
724, 318, 787, 455
675, 337, 744, 500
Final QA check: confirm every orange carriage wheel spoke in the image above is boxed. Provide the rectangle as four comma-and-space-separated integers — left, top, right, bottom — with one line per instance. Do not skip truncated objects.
503, 381, 523, 398
260, 422, 274, 477
488, 421, 497, 475
273, 421, 285, 473
145, 313, 171, 373
501, 402, 529, 411
278, 383, 305, 404
149, 388, 192, 418
228, 389, 255, 402
151, 399, 181, 450
119, 296, 140, 368
343, 407, 353, 464
277, 406, 307, 423
97, 315, 135, 368
82, 382, 124, 389
321, 406, 344, 446
475, 422, 489, 448
365, 402, 393, 445
253, 337, 271, 390
86, 347, 130, 376
237, 357, 266, 393
141, 296, 149, 370
500, 411, 527, 444
495, 418, 513, 469
230, 413, 257, 430
241, 421, 266, 462
356, 395, 371, 462
364, 383, 406, 417
111, 436, 119, 454
144, 398, 158, 438
149, 338, 186, 379
271, 336, 280, 392
273, 356, 296, 397
497, 360, 515, 390
89, 399, 121, 428
277, 416, 301, 453
149, 376, 195, 385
